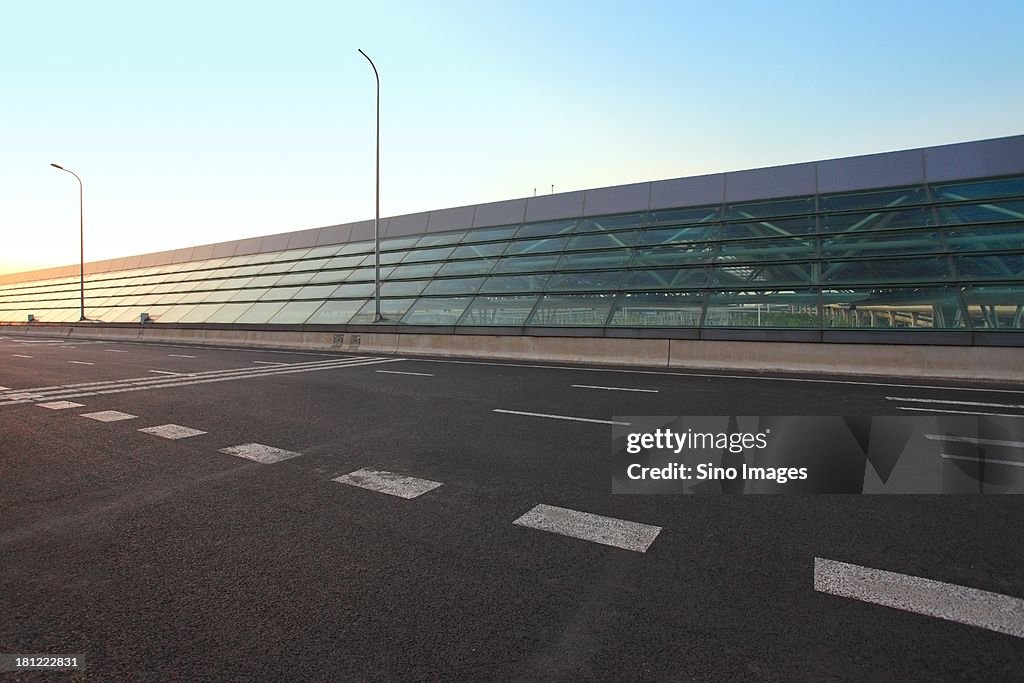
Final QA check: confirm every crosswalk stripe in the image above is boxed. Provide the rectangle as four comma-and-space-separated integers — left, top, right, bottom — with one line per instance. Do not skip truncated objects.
333, 469, 443, 499
513, 504, 661, 553
219, 443, 301, 464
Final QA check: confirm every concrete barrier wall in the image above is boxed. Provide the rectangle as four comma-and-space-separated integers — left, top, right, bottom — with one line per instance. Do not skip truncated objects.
5, 325, 1023, 383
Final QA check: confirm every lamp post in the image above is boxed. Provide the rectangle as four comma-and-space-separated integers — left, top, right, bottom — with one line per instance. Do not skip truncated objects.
357, 48, 382, 322
50, 163, 86, 322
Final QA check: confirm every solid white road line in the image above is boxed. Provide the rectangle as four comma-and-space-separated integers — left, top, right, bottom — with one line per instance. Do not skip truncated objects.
941, 454, 1024, 468
493, 409, 631, 426
333, 468, 443, 499
80, 410, 137, 422
571, 384, 658, 393
375, 370, 434, 377
139, 424, 207, 440
37, 401, 85, 410
814, 557, 1024, 639
925, 434, 1024, 449
12, 354, 32, 358
898, 407, 1024, 418
168, 354, 196, 358
106, 349, 128, 353
219, 443, 301, 464
513, 504, 661, 553
67, 360, 94, 365
147, 370, 184, 376
886, 396, 1024, 409
252, 360, 286, 365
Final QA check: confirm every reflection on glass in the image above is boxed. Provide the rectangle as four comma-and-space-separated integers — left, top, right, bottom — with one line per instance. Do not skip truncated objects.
401, 297, 472, 325
821, 257, 951, 285
821, 231, 940, 258
607, 291, 704, 327
305, 299, 368, 325
704, 290, 819, 327
480, 274, 551, 293
234, 302, 287, 324
819, 186, 926, 213
422, 277, 485, 296
621, 268, 707, 290
526, 293, 616, 326
822, 287, 965, 329
961, 285, 1024, 329
955, 254, 1024, 281
545, 271, 624, 292
349, 298, 416, 324
457, 295, 538, 326
575, 213, 644, 233
268, 300, 323, 324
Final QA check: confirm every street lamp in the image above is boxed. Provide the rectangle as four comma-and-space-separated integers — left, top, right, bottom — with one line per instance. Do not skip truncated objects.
50, 163, 86, 322
357, 48, 382, 322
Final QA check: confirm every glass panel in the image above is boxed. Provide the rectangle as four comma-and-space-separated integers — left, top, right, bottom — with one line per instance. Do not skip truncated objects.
260, 286, 303, 301
940, 200, 1024, 225
515, 220, 577, 239
821, 230, 941, 258
545, 270, 624, 292
307, 270, 352, 285
607, 291, 704, 327
639, 224, 717, 245
719, 216, 816, 240
493, 254, 561, 273
819, 186, 927, 213
822, 207, 934, 234
961, 285, 1024, 329
955, 254, 1024, 281
151, 305, 200, 323
415, 232, 465, 247
575, 213, 644, 232
347, 266, 395, 281
336, 241, 373, 255
270, 248, 311, 262
243, 252, 282, 264
178, 291, 212, 304
457, 295, 539, 326
705, 290, 820, 327
526, 293, 616, 327
178, 303, 224, 323
823, 287, 965, 329
402, 246, 455, 263
198, 288, 236, 304
822, 256, 951, 285
304, 245, 344, 259
503, 236, 570, 255
325, 255, 365, 270
718, 236, 817, 262
649, 206, 721, 225
358, 251, 406, 266
460, 225, 520, 243
229, 288, 271, 302
333, 282, 377, 298
267, 300, 323, 324
381, 236, 420, 251
247, 275, 284, 287
933, 176, 1024, 203
217, 277, 254, 290
349, 298, 416, 324
946, 224, 1024, 252
725, 197, 815, 220
480, 274, 551, 293
381, 280, 428, 297
621, 267, 708, 290
296, 284, 341, 299
288, 258, 332, 273
422, 277, 485, 296
305, 299, 367, 325
155, 292, 188, 305
436, 258, 498, 277
557, 250, 632, 270
256, 261, 296, 275
389, 263, 443, 280
450, 242, 507, 260
234, 301, 287, 324
401, 297, 472, 325
205, 302, 255, 324
565, 231, 642, 251
630, 244, 716, 267
710, 262, 815, 288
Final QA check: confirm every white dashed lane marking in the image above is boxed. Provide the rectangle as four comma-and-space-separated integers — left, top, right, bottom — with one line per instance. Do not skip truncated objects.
148, 370, 184, 376
571, 384, 658, 393
37, 401, 85, 410
139, 424, 207, 440
106, 349, 128, 353
219, 443, 301, 464
493, 409, 631, 426
333, 469, 443, 499
67, 361, 94, 365
375, 370, 434, 377
814, 558, 1024, 639
886, 396, 1024, 409
168, 354, 195, 358
252, 360, 286, 365
80, 410, 137, 422
513, 504, 661, 553
12, 354, 32, 358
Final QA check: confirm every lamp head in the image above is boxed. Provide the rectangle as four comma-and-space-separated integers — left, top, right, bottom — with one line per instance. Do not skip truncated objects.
50, 163, 64, 170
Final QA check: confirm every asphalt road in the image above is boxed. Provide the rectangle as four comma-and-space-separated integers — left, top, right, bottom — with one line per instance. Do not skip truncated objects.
1, 333, 1022, 681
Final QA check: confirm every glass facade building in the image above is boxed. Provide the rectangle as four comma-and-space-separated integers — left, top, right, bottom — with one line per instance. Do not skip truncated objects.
2, 138, 1022, 343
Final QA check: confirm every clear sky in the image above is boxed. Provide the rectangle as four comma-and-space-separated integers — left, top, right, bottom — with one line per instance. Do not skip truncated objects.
2, 0, 1022, 275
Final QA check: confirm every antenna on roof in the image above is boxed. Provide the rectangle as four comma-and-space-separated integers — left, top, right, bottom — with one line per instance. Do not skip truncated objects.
533, 187, 536, 197
551, 184, 554, 194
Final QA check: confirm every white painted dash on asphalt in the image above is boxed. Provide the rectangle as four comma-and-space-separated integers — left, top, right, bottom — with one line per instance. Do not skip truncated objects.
333, 468, 443, 499
80, 410, 137, 422
12, 354, 33, 358
106, 349, 128, 353
67, 360, 94, 365
37, 401, 85, 410
513, 504, 661, 553
571, 384, 658, 393
814, 557, 1024, 639
493, 409, 631, 426
147, 370, 183, 376
375, 370, 434, 377
139, 424, 207, 440
219, 443, 301, 464
942, 454, 1024, 468
168, 354, 195, 358
925, 434, 1024, 449
252, 360, 286, 365
898, 407, 1024, 418
0, 386, 8, 390
886, 396, 1024, 409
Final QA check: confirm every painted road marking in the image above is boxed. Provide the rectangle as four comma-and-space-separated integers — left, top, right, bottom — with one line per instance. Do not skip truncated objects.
375, 370, 434, 377
886, 396, 1024, 409
513, 504, 661, 553
12, 354, 33, 358
571, 384, 658, 393
80, 410, 137, 422
168, 354, 195, 358
148, 370, 184, 376
898, 407, 1024, 418
942, 454, 1024, 468
37, 401, 85, 410
67, 360, 95, 365
925, 434, 1024, 449
0, 386, 7, 390
814, 557, 1024, 639
106, 349, 128, 353
333, 468, 443, 499
219, 443, 301, 464
252, 360, 286, 365
139, 424, 207, 440
493, 409, 631, 426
